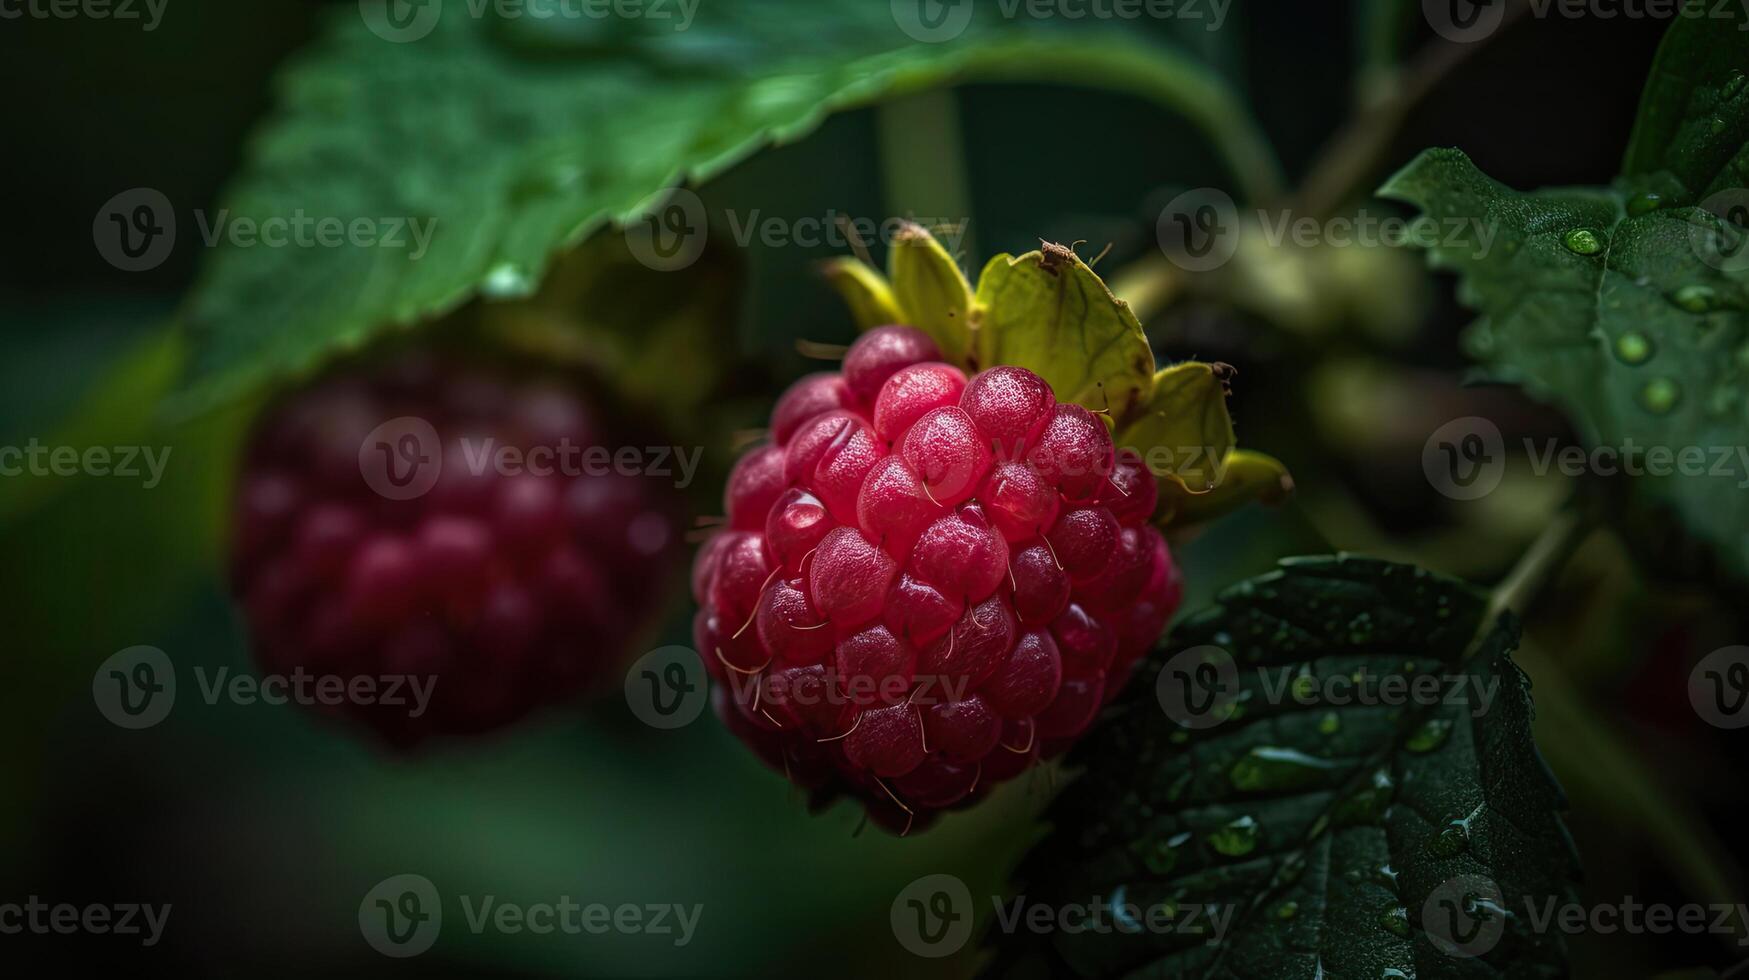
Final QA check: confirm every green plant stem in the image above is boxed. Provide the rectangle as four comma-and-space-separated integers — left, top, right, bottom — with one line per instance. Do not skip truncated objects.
1487, 507, 1592, 625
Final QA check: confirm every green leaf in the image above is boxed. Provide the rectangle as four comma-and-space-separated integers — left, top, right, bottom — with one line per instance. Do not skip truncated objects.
890, 221, 975, 363
1621, 1, 1749, 196
1116, 361, 1237, 494
971, 242, 1155, 420
478, 231, 741, 431
821, 256, 905, 331
175, 4, 1274, 411
990, 556, 1578, 979
1380, 145, 1749, 579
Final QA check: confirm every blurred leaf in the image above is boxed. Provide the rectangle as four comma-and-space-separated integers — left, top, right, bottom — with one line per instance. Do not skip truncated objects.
0, 327, 184, 523
890, 221, 975, 363
1381, 145, 1749, 580
992, 556, 1577, 979
1116, 361, 1235, 494
972, 242, 1154, 419
175, 3, 1275, 411
1621, 0, 1749, 196
821, 256, 905, 331
478, 231, 742, 431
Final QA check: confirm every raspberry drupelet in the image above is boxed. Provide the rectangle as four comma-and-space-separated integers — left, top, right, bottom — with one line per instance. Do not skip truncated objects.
693, 326, 1183, 832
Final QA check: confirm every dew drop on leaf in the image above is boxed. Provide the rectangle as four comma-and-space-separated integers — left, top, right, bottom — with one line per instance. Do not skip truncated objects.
1671, 283, 1717, 313
1613, 331, 1653, 364
1405, 717, 1452, 753
1207, 815, 1259, 857
1561, 228, 1603, 255
1378, 906, 1411, 937
1626, 191, 1663, 216
482, 262, 537, 298
1639, 377, 1681, 415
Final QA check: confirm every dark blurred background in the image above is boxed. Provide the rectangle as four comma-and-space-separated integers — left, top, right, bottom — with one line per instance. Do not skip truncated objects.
2, 2, 1742, 976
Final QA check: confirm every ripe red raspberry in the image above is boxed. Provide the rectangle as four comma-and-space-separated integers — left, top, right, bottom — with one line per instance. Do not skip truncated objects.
230, 353, 680, 745
693, 327, 1182, 832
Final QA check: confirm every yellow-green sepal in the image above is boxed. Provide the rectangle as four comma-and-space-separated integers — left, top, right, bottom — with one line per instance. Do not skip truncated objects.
821, 256, 905, 331
970, 242, 1154, 421
1115, 361, 1236, 494
1160, 449, 1294, 527
888, 221, 975, 364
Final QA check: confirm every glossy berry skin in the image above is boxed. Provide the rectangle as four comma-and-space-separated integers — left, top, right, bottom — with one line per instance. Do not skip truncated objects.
694, 327, 1182, 831
230, 353, 680, 746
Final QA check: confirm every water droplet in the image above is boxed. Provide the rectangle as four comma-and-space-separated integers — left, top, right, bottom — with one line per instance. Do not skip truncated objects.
1406, 718, 1452, 753
1428, 824, 1470, 858
1379, 906, 1411, 938
1724, 71, 1747, 100
1318, 712, 1341, 735
1381, 970, 1414, 980
482, 262, 537, 298
1672, 283, 1718, 313
1141, 838, 1180, 874
1291, 671, 1317, 701
1208, 815, 1259, 857
1277, 901, 1299, 920
1613, 331, 1654, 364
1627, 191, 1663, 216
1230, 746, 1341, 792
1562, 228, 1603, 255
1640, 377, 1681, 415
1712, 117, 1728, 135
